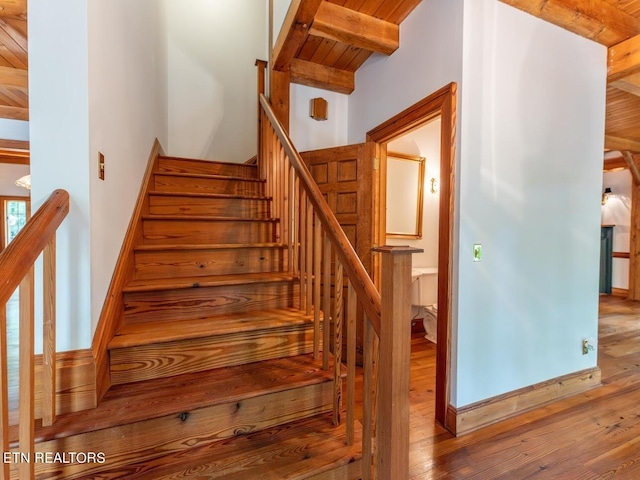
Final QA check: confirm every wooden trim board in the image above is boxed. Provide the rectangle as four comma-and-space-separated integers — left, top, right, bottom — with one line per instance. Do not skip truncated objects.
612, 287, 629, 297
447, 367, 601, 436
9, 349, 96, 425
92, 139, 163, 401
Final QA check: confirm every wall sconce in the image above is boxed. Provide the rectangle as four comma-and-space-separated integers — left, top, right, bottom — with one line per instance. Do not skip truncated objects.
601, 187, 612, 205
310, 97, 328, 121
430, 177, 438, 194
15, 174, 31, 190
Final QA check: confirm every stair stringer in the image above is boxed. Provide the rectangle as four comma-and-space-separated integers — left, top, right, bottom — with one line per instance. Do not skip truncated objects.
91, 138, 164, 401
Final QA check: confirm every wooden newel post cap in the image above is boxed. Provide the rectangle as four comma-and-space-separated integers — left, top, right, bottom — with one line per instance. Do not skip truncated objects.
372, 245, 424, 255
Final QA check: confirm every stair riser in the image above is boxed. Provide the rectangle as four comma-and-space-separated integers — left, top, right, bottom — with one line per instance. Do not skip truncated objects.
110, 324, 313, 384
134, 247, 287, 280
158, 158, 258, 178
142, 219, 277, 245
154, 174, 264, 195
148, 195, 271, 217
124, 282, 299, 323
17, 382, 332, 479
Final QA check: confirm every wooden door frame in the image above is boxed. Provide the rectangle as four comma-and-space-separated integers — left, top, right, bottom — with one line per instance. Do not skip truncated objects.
366, 82, 457, 430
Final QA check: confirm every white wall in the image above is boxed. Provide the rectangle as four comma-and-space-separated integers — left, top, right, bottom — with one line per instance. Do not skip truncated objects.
272, 0, 292, 47
347, 0, 464, 143
88, 1, 169, 331
290, 84, 349, 152
0, 164, 29, 197
454, 0, 606, 406
386, 118, 441, 269
164, 0, 268, 163
29, 0, 92, 351
602, 169, 632, 290
0, 119, 29, 141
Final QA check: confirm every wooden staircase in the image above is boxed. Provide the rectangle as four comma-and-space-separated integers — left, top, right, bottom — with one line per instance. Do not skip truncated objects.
9, 156, 362, 479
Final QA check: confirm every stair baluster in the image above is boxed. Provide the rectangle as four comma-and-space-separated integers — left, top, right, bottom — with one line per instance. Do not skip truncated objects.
0, 189, 68, 480
257, 64, 421, 477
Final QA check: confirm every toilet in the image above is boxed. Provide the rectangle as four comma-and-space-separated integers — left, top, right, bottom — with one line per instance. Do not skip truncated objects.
411, 267, 438, 343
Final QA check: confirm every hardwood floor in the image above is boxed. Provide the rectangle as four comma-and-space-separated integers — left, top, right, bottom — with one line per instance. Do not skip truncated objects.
6, 291, 640, 478
407, 295, 640, 479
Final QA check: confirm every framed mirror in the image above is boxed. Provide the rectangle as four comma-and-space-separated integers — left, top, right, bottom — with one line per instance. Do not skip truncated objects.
386, 152, 425, 239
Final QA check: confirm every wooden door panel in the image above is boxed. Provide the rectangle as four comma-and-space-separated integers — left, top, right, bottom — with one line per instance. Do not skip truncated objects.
301, 144, 372, 363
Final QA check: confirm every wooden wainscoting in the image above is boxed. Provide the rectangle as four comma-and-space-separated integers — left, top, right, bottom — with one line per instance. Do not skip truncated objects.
10, 349, 96, 425
446, 367, 601, 436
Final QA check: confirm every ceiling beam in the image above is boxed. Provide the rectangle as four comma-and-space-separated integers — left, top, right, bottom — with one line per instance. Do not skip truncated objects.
0, 66, 27, 93
309, 2, 399, 56
605, 135, 640, 153
622, 151, 640, 185
0, 0, 26, 18
609, 73, 640, 97
500, 0, 640, 47
272, 0, 323, 72
290, 58, 354, 94
603, 156, 627, 172
0, 104, 27, 121
608, 33, 640, 82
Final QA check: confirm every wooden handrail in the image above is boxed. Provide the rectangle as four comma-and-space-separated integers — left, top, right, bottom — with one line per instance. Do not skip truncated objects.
259, 94, 382, 335
0, 188, 68, 480
0, 189, 69, 304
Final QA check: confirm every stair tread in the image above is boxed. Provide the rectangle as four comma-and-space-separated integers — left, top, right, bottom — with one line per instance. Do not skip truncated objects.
159, 155, 258, 168
92, 413, 362, 480
154, 171, 265, 182
109, 307, 315, 349
134, 242, 287, 252
149, 190, 270, 200
142, 214, 278, 222
10, 354, 332, 445
124, 271, 297, 293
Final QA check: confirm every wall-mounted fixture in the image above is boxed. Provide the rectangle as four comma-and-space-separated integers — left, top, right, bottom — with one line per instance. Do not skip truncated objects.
310, 97, 328, 121
601, 187, 612, 205
15, 174, 30, 190
430, 177, 439, 194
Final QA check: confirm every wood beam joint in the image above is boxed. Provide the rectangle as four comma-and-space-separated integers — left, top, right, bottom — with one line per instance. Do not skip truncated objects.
309, 3, 399, 56
622, 151, 640, 185
290, 59, 354, 95
605, 135, 640, 153
609, 33, 640, 82
272, 0, 323, 72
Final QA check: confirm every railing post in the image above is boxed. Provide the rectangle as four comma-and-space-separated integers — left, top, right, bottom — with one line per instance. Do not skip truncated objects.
42, 236, 57, 426
255, 59, 267, 166
0, 296, 8, 480
373, 245, 422, 480
18, 267, 35, 480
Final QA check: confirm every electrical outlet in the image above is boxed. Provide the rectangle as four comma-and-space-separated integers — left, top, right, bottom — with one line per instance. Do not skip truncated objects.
582, 339, 595, 355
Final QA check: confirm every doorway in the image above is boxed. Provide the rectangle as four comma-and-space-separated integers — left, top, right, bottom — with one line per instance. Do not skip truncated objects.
367, 83, 456, 431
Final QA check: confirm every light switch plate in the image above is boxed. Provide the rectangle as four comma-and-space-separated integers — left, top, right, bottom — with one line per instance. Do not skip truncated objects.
473, 244, 482, 262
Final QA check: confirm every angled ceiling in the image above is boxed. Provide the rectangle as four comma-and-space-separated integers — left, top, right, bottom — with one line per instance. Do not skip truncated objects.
0, 0, 26, 121
273, 0, 421, 94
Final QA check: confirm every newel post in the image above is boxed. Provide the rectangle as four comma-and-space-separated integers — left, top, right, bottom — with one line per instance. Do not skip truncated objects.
373, 245, 423, 480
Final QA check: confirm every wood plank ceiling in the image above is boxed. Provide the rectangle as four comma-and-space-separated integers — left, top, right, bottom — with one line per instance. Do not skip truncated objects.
500, 0, 640, 153
273, 0, 421, 95
0, 0, 26, 121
